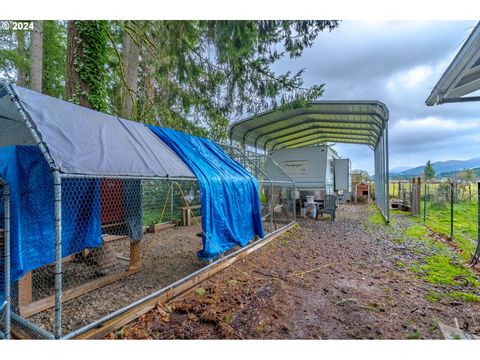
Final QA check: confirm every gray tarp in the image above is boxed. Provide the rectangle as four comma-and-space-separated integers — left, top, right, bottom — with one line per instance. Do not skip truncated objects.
12, 85, 194, 177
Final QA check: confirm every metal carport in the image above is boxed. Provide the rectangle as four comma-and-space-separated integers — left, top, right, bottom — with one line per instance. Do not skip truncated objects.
426, 21, 480, 105
229, 101, 390, 222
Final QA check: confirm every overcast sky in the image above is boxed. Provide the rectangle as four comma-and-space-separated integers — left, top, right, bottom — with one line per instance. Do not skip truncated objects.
272, 20, 479, 174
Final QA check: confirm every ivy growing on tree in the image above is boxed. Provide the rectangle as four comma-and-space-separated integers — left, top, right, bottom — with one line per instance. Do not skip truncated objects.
66, 20, 110, 112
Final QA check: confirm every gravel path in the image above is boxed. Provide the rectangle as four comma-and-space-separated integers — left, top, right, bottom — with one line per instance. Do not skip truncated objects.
111, 204, 480, 339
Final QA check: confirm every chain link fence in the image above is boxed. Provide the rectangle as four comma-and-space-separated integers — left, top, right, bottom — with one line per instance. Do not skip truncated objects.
220, 145, 296, 232
1, 146, 296, 339
0, 180, 10, 339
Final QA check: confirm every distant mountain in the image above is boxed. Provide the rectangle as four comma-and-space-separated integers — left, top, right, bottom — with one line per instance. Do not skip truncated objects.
390, 158, 480, 178
439, 167, 480, 179
389, 166, 411, 174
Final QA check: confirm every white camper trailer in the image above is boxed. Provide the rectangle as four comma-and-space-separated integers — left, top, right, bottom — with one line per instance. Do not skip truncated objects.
266, 145, 339, 200
334, 158, 352, 203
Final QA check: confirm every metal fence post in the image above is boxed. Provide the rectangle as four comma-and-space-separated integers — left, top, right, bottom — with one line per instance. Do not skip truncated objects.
423, 182, 427, 224
270, 182, 274, 233
53, 171, 62, 339
293, 186, 297, 220
450, 180, 454, 239
2, 181, 10, 339
170, 182, 174, 222
476, 181, 480, 263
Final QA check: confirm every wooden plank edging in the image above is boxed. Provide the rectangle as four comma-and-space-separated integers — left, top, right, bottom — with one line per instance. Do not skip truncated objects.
20, 270, 134, 318
74, 222, 297, 339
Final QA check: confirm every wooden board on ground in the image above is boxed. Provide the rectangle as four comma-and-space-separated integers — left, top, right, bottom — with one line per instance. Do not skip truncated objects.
11, 323, 33, 340
74, 222, 296, 339
102, 234, 127, 243
181, 205, 201, 226
18, 271, 33, 307
101, 222, 126, 230
148, 222, 176, 233
438, 322, 480, 339
20, 269, 136, 318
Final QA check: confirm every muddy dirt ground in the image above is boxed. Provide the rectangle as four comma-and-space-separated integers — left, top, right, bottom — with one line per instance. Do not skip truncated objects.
109, 204, 480, 339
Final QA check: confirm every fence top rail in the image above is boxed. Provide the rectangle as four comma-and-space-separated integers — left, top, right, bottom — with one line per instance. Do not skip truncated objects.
258, 180, 295, 185
59, 173, 197, 181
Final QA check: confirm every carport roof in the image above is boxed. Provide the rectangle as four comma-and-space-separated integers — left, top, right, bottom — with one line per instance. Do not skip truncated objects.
426, 22, 480, 105
229, 101, 389, 151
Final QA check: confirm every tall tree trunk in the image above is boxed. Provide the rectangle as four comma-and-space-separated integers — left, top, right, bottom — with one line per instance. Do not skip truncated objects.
29, 20, 43, 92
143, 62, 156, 122
66, 21, 91, 108
16, 31, 26, 86
121, 21, 140, 119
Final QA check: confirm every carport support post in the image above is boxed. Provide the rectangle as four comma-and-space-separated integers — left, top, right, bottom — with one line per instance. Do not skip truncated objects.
53, 171, 62, 339
2, 181, 11, 339
385, 124, 390, 222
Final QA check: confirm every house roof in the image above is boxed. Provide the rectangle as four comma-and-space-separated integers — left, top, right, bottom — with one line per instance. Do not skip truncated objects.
426, 22, 480, 105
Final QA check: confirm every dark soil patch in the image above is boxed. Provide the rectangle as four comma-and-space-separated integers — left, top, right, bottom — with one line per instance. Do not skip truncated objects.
109, 205, 480, 339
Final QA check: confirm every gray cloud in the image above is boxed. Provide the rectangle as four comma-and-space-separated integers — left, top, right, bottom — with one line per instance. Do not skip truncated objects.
272, 20, 480, 173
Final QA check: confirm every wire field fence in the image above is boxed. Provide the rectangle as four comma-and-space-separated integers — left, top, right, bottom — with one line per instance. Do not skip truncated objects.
390, 180, 479, 258
0, 148, 296, 340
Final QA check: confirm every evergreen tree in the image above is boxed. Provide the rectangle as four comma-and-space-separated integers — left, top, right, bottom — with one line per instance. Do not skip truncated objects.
423, 160, 435, 180
42, 21, 66, 98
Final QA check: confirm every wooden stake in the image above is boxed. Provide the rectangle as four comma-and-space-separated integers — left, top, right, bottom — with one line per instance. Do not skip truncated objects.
129, 241, 141, 272
18, 271, 33, 307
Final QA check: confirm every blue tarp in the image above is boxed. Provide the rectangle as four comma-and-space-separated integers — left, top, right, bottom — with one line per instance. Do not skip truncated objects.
148, 126, 264, 260
0, 146, 102, 296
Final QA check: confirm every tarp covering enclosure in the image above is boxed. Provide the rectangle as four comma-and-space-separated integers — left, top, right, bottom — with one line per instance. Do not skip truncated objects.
0, 146, 103, 296
6, 85, 194, 178
148, 126, 265, 260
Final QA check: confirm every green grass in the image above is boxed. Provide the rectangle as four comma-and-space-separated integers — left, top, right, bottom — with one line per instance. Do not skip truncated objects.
194, 287, 206, 296
424, 290, 443, 303
406, 330, 422, 339
336, 297, 357, 306
424, 290, 480, 304
368, 207, 388, 225
448, 291, 480, 302
410, 254, 479, 286
390, 181, 478, 259
368, 196, 480, 306
387, 206, 480, 304
404, 224, 428, 239
420, 200, 477, 259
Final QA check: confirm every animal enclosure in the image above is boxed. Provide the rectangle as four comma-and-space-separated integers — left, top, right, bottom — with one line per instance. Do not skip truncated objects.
0, 84, 296, 340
